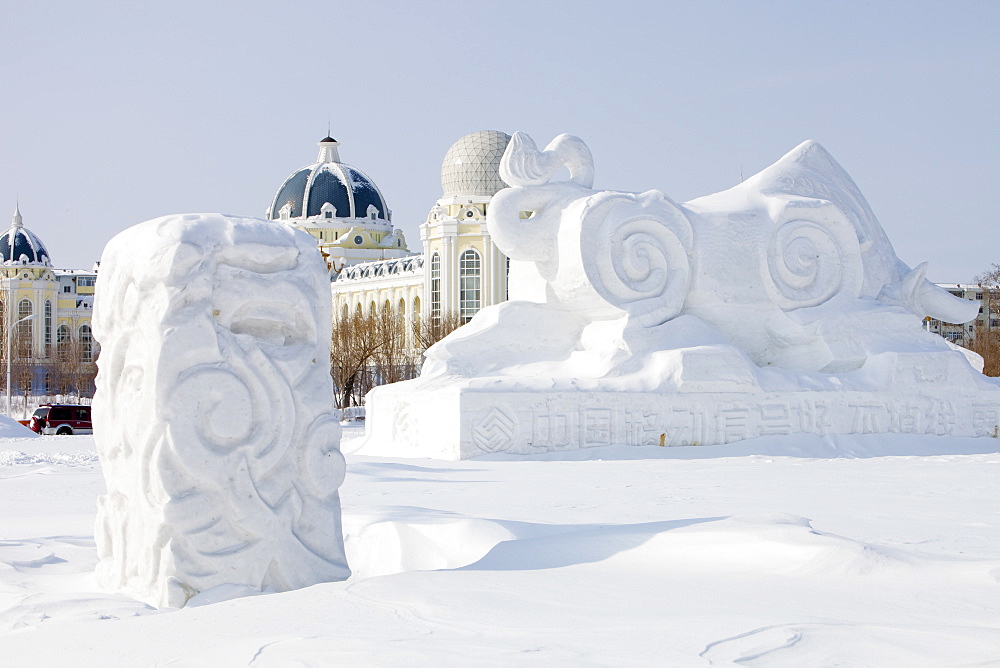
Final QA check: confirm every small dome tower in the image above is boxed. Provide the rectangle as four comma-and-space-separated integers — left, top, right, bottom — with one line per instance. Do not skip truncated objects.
1, 204, 51, 266
268, 135, 411, 270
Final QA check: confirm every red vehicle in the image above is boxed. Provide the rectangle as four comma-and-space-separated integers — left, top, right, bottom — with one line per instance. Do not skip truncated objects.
29, 404, 93, 435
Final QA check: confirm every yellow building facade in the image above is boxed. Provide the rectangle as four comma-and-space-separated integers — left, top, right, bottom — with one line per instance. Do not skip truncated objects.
329, 130, 512, 329
0, 205, 96, 402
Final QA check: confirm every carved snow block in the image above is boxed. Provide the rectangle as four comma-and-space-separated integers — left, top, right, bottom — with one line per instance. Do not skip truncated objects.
366, 377, 1000, 460
92, 214, 349, 608
361, 132, 1000, 459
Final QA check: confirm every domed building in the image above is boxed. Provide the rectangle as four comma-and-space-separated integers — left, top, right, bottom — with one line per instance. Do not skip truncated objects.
268, 136, 411, 270
1, 204, 98, 404
330, 130, 512, 337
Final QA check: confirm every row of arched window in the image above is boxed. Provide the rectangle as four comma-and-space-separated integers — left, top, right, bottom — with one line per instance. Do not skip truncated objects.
0, 299, 92, 361
342, 296, 422, 322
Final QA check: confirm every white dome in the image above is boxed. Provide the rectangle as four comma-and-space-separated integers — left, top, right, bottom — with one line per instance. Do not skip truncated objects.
440, 130, 511, 198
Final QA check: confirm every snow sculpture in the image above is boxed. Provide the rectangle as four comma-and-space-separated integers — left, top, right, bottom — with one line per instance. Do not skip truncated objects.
92, 213, 350, 608
362, 133, 1000, 459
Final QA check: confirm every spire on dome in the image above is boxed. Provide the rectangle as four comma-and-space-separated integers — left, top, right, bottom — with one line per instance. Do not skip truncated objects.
12, 202, 22, 229
317, 136, 341, 163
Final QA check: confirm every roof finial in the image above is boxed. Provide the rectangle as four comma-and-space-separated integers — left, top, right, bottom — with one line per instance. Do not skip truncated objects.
12, 201, 22, 228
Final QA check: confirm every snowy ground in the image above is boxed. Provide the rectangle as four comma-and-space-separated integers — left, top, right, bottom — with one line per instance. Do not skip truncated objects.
1, 425, 999, 665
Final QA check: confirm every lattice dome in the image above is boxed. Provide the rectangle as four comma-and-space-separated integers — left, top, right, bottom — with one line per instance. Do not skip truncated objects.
440, 130, 511, 198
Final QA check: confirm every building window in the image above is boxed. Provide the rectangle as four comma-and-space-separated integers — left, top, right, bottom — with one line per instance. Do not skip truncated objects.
17, 299, 33, 358
430, 253, 441, 320
79, 325, 93, 362
57, 325, 70, 361
325, 211, 333, 219
44, 301, 52, 358
459, 249, 481, 322
77, 276, 95, 287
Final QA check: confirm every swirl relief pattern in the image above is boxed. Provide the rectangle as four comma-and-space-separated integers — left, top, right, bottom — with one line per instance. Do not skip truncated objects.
764, 201, 864, 311
92, 214, 349, 608
580, 191, 693, 327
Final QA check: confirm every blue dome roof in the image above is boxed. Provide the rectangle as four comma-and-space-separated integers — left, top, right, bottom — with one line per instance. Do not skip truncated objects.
1, 209, 50, 266
268, 138, 389, 222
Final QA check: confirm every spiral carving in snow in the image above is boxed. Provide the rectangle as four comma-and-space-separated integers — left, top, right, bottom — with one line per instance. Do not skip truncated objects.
581, 192, 693, 326
92, 214, 349, 608
764, 207, 863, 311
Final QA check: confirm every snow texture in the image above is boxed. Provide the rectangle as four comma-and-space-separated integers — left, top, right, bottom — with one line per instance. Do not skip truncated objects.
1, 429, 999, 664
363, 133, 1000, 459
91, 213, 349, 608
0, 414, 37, 439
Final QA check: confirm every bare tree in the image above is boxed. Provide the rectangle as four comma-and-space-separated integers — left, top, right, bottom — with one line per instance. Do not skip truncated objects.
971, 265, 1000, 376
413, 310, 465, 351
330, 309, 383, 409
10, 337, 35, 416
47, 333, 96, 400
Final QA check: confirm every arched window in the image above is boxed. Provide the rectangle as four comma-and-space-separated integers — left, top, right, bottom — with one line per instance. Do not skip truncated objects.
44, 300, 52, 358
383, 299, 391, 314
459, 249, 481, 323
398, 298, 406, 315
430, 253, 441, 320
342, 303, 349, 321
17, 299, 33, 358
369, 301, 377, 316
57, 324, 70, 361
79, 325, 93, 362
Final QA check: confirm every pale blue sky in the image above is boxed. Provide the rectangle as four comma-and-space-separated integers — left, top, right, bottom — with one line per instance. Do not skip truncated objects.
2, 0, 997, 281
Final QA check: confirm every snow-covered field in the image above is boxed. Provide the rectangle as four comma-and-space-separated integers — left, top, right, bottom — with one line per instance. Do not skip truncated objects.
1, 425, 999, 665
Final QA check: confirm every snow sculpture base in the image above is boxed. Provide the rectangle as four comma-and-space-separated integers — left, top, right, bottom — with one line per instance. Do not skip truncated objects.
92, 213, 350, 608
364, 348, 1000, 460
362, 132, 1000, 460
